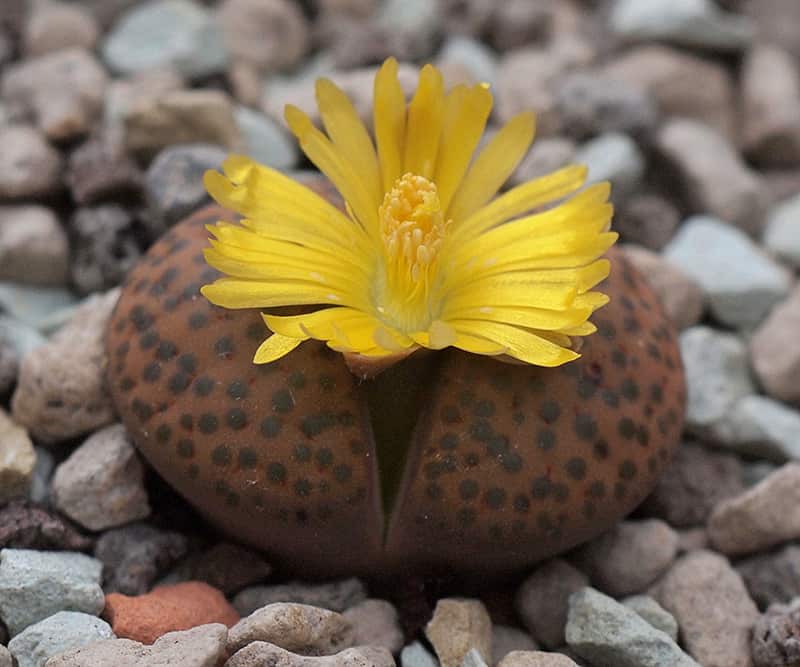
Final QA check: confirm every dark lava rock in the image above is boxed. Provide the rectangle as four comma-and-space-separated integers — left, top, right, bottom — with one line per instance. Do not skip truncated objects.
0, 499, 92, 551
67, 133, 143, 205
752, 599, 800, 667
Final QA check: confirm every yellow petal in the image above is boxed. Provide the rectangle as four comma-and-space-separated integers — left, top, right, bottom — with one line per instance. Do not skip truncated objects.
253, 333, 305, 363
201, 278, 359, 310
444, 280, 577, 312
403, 64, 445, 179
373, 58, 407, 193
441, 304, 593, 331
263, 307, 367, 340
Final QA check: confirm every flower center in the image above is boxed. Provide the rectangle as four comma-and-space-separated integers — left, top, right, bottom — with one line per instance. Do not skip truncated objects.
374, 173, 450, 331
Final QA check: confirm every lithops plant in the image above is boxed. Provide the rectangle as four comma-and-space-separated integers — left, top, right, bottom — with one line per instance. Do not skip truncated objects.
106, 59, 685, 576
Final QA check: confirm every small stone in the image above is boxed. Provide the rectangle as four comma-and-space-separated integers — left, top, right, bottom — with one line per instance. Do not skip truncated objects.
440, 0, 494, 37
0, 125, 62, 199
343, 599, 403, 654
228, 603, 354, 655
555, 72, 657, 140
0, 284, 77, 332
750, 286, 800, 405
66, 134, 143, 206
0, 316, 43, 368
666, 217, 790, 330
0, 206, 68, 286
103, 581, 239, 644
678, 326, 755, 434
602, 45, 736, 140
615, 194, 681, 250
11, 288, 119, 444
167, 542, 271, 596
227, 643, 394, 667
654, 550, 758, 667
143, 143, 228, 238
764, 193, 800, 269
0, 409, 35, 504
515, 558, 589, 649
0, 500, 92, 551
93, 523, 188, 596
0, 548, 104, 637
741, 44, 800, 166
566, 587, 699, 667
621, 596, 679, 641
44, 623, 228, 667
737, 545, 800, 609
103, 67, 185, 133
375, 0, 442, 61
69, 206, 141, 295
751, 598, 800, 667
0, 646, 9, 667
575, 132, 645, 202
235, 106, 299, 171
1, 49, 108, 142
426, 599, 492, 667
219, 0, 309, 73
437, 37, 498, 89
709, 395, 800, 462
492, 627, 539, 664
124, 89, 241, 158
402, 642, 437, 667
510, 137, 576, 187
621, 245, 704, 330
708, 463, 800, 556
497, 652, 578, 667
657, 122, 767, 235
8, 611, 113, 667
234, 579, 367, 616
573, 520, 679, 597
610, 0, 753, 52
23, 1, 99, 57
102, 0, 227, 79
640, 442, 745, 527
51, 424, 150, 531
461, 648, 488, 667
488, 0, 553, 51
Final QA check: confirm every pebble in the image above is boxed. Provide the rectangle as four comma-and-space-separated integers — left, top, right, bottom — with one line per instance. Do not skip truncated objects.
0, 646, 9, 667
219, 0, 309, 73
124, 89, 241, 158
751, 598, 800, 667
573, 520, 679, 597
708, 463, 800, 556
678, 326, 755, 434
143, 143, 228, 238
610, 0, 753, 52
640, 441, 745, 527
492, 626, 539, 664
343, 599, 403, 654
23, 1, 99, 57
0, 125, 63, 199
666, 217, 790, 330
0, 500, 92, 552
515, 558, 589, 649
764, 193, 800, 268
654, 550, 758, 667
235, 106, 299, 171
741, 44, 800, 166
234, 579, 367, 616
66, 133, 143, 206
622, 595, 679, 641
166, 542, 271, 596
102, 0, 227, 79
227, 603, 354, 655
565, 587, 700, 667
510, 137, 576, 187
709, 395, 800, 462
437, 37, 498, 89
602, 45, 735, 140
375, 0, 442, 61
737, 544, 800, 609
750, 286, 800, 405
555, 71, 657, 140
0, 283, 77, 331
1, 49, 108, 142
10, 288, 118, 444
44, 623, 228, 667
69, 205, 141, 295
440, 0, 494, 37
0, 409, 35, 504
401, 641, 438, 667
621, 245, 704, 330
103, 67, 185, 132
616, 194, 681, 250
8, 611, 114, 667
0, 548, 104, 637
103, 581, 239, 644
575, 132, 645, 202
489, 0, 553, 51
425, 598, 492, 667
0, 206, 68, 286
497, 651, 578, 667
227, 643, 395, 667
0, 316, 44, 362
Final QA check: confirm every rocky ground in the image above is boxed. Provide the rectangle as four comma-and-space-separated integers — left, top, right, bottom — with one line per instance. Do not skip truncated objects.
1, 0, 800, 666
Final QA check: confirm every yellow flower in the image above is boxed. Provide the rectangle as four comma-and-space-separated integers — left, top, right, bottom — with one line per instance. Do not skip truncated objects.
201, 58, 617, 368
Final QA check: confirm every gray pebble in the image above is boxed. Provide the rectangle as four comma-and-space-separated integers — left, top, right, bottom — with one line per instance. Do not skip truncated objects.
0, 283, 77, 332
0, 645, 10, 667
575, 132, 645, 202
621, 596, 679, 641
401, 642, 438, 667
28, 446, 53, 504
343, 599, 403, 654
764, 192, 800, 269
460, 648, 487, 667
8, 612, 113, 667
236, 106, 299, 171
737, 544, 800, 609
492, 626, 539, 664
234, 578, 367, 616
